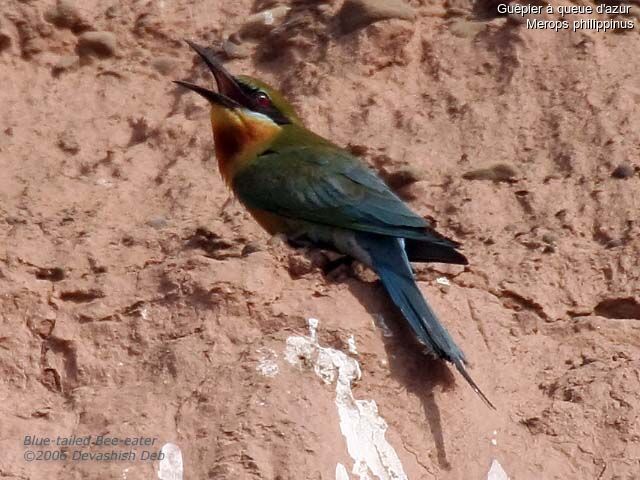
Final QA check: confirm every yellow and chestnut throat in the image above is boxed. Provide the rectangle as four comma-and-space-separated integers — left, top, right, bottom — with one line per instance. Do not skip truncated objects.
207, 105, 281, 185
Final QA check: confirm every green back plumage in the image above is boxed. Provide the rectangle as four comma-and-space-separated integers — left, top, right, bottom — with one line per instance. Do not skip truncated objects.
232, 137, 455, 245
228, 77, 457, 247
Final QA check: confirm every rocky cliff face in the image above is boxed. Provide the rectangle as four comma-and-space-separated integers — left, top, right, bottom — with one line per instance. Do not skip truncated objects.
1, 0, 639, 478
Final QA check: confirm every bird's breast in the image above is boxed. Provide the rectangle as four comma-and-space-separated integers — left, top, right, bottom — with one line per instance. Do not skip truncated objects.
212, 124, 247, 182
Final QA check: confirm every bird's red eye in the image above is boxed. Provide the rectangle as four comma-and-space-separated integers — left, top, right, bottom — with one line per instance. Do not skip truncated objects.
255, 91, 271, 108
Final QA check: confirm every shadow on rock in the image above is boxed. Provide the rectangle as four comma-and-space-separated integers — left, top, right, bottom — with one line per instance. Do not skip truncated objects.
344, 276, 457, 470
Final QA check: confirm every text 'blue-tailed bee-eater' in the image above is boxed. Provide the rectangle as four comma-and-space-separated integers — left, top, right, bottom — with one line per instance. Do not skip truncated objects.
175, 40, 495, 409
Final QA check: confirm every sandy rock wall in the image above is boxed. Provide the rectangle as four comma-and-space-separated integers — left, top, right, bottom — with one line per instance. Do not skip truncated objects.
1, 0, 639, 478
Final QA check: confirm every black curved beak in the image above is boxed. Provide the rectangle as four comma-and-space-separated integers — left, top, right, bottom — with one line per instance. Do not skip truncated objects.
172, 80, 240, 108
174, 40, 252, 108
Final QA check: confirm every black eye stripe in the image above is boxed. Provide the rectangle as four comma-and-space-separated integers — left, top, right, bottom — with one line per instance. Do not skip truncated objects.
237, 81, 264, 97
236, 80, 289, 125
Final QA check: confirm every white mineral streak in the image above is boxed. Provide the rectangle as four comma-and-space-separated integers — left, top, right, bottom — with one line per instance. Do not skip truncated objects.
157, 443, 183, 480
347, 334, 358, 355
336, 462, 350, 480
256, 348, 279, 377
286, 318, 408, 480
487, 459, 510, 480
309, 317, 319, 340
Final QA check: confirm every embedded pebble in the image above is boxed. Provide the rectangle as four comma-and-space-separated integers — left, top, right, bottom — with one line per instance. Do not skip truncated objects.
44, 0, 92, 33
384, 166, 422, 189
449, 19, 486, 38
52, 55, 79, 76
611, 162, 635, 179
0, 24, 11, 52
147, 217, 168, 229
337, 0, 416, 34
288, 253, 315, 279
57, 130, 80, 154
422, 5, 448, 17
152, 56, 178, 76
239, 5, 291, 38
463, 164, 518, 183
222, 38, 251, 59
241, 242, 263, 257
77, 31, 117, 58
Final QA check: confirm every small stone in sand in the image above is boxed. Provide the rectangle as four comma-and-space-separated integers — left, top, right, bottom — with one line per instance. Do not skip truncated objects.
385, 166, 422, 189
241, 242, 263, 257
238, 5, 291, 39
337, 0, 415, 34
45, 0, 92, 33
463, 163, 518, 183
77, 31, 117, 58
52, 55, 79, 76
611, 163, 635, 179
57, 130, 80, 154
449, 19, 486, 38
0, 27, 11, 52
222, 38, 251, 59
152, 57, 178, 76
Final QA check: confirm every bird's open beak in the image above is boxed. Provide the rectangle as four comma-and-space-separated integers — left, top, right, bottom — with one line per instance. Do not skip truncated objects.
173, 40, 252, 109
173, 80, 240, 108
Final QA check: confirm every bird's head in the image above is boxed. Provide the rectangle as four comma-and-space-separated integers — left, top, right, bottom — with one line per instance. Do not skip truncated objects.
174, 41, 301, 183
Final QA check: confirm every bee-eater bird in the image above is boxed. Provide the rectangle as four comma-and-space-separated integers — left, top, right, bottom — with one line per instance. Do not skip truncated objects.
175, 41, 494, 409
